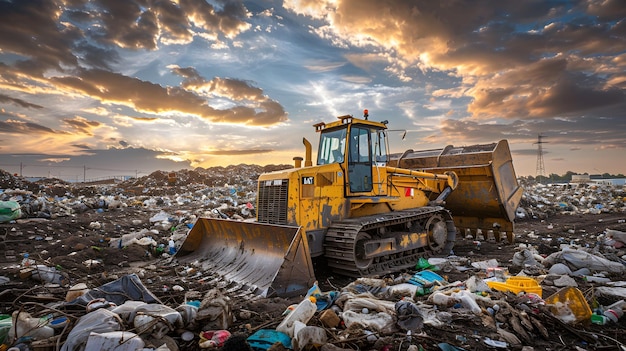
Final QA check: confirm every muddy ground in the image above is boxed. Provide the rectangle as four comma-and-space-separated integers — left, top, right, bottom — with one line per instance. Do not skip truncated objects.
1, 182, 626, 350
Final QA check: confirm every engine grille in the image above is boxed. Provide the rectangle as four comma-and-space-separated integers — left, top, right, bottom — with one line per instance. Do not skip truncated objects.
257, 179, 289, 225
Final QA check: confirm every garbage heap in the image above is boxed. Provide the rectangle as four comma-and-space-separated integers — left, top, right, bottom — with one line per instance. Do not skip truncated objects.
516, 181, 625, 220
2, 238, 626, 351
0, 170, 625, 350
0, 167, 276, 222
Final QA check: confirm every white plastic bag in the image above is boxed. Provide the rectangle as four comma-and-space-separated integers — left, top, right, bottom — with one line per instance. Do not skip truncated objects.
60, 309, 123, 351
341, 310, 396, 333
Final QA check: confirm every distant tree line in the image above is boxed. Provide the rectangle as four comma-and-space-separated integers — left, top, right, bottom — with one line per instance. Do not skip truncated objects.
521, 171, 626, 183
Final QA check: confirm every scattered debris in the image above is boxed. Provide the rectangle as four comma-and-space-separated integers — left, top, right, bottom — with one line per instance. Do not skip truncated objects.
0, 169, 625, 350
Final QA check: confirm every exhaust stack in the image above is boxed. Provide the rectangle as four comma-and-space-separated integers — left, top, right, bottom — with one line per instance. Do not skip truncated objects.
303, 138, 312, 167
293, 157, 303, 168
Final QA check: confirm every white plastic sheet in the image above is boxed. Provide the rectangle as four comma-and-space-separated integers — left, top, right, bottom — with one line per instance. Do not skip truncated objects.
543, 248, 626, 274
60, 309, 123, 351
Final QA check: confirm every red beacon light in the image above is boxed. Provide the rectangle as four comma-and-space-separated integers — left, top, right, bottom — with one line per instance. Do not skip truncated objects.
363, 109, 369, 120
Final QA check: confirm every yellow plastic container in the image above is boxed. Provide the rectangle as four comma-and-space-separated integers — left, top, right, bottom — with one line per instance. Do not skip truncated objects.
544, 287, 592, 324
487, 276, 543, 297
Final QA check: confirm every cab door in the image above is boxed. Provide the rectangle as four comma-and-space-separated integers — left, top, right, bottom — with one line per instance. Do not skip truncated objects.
347, 126, 373, 193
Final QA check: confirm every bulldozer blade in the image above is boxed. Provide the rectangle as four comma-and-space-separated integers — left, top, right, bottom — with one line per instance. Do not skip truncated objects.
175, 218, 316, 298
390, 140, 523, 243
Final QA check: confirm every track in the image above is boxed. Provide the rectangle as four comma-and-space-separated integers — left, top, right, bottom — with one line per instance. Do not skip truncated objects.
323, 207, 456, 277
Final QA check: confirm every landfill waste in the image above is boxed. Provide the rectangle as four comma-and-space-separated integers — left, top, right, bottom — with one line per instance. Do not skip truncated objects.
542, 248, 626, 274
486, 276, 543, 297
276, 296, 317, 338
0, 201, 21, 223
0, 169, 625, 350
544, 286, 593, 324
517, 180, 626, 219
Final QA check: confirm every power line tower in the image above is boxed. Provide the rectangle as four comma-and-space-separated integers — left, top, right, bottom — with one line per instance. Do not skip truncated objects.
534, 134, 548, 182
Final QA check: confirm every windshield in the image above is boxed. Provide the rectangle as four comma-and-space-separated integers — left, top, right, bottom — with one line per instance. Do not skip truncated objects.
317, 127, 347, 165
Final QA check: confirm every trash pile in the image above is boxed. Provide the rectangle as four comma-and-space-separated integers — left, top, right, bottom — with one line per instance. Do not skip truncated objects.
0, 166, 286, 221
2, 249, 626, 351
516, 181, 626, 220
0, 169, 625, 351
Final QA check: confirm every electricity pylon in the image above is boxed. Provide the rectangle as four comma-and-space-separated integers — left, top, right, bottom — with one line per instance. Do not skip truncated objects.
534, 134, 548, 182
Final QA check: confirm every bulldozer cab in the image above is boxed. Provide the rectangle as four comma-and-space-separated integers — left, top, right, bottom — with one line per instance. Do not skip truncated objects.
316, 116, 389, 194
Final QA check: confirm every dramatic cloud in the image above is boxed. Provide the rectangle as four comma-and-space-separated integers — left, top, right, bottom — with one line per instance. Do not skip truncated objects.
439, 116, 626, 149
0, 94, 43, 109
0, 0, 285, 127
0, 0, 624, 177
0, 119, 59, 134
62, 116, 102, 136
287, 0, 626, 120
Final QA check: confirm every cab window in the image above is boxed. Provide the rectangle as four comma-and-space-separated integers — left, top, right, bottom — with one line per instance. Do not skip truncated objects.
317, 127, 347, 165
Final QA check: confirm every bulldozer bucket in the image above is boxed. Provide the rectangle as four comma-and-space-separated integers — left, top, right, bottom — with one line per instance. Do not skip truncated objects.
389, 140, 523, 243
175, 219, 316, 298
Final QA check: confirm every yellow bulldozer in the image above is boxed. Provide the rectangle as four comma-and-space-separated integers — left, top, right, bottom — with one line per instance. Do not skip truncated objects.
176, 111, 522, 297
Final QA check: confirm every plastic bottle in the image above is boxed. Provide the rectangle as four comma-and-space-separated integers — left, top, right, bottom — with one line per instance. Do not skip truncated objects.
454, 291, 481, 314
7, 311, 54, 343
276, 296, 317, 337
168, 239, 176, 255
430, 292, 455, 307
21, 253, 34, 267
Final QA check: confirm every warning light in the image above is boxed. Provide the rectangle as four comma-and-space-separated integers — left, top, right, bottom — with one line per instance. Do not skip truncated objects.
363, 109, 369, 120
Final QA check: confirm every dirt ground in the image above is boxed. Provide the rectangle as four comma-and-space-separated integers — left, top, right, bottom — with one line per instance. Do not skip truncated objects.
1, 183, 626, 350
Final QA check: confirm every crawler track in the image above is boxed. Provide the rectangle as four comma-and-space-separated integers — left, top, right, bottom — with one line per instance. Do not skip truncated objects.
323, 207, 456, 277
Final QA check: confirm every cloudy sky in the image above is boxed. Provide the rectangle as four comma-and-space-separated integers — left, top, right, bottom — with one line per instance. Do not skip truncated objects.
1, 0, 625, 181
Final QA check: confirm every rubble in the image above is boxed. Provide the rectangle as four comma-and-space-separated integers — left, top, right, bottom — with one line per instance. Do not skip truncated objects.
0, 169, 625, 350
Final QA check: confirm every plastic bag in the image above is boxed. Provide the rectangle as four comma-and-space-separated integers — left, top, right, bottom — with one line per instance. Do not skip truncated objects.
395, 301, 424, 331
0, 201, 21, 222
342, 310, 396, 333
543, 248, 625, 274
60, 309, 123, 351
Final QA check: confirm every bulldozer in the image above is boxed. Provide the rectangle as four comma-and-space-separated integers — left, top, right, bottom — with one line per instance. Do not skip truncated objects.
176, 111, 522, 297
